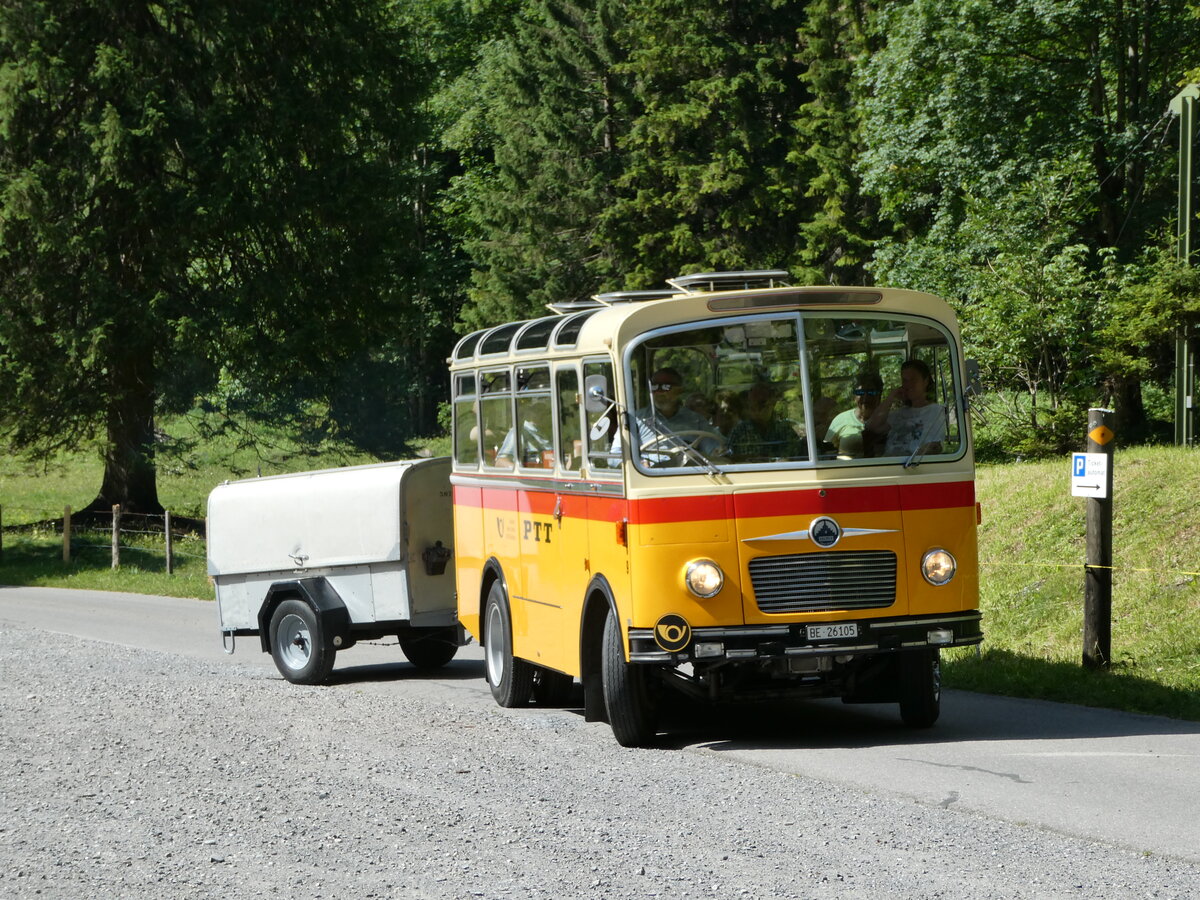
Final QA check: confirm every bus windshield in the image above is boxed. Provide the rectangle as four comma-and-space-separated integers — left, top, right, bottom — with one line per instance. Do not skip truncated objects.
624, 311, 963, 473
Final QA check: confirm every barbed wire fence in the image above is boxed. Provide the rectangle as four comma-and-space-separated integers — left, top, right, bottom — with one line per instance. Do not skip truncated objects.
0, 503, 206, 574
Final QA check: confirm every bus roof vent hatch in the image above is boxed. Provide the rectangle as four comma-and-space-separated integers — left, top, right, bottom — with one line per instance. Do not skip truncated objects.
667, 270, 791, 294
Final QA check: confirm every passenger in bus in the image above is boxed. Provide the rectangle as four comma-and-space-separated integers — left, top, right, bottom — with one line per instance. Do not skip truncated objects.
710, 389, 742, 437
494, 400, 555, 468
865, 359, 946, 456
685, 391, 710, 419
824, 371, 883, 458
728, 382, 803, 462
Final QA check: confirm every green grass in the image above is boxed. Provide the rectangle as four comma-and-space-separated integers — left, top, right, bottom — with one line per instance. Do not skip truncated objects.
3, 427, 1198, 720
942, 445, 1200, 720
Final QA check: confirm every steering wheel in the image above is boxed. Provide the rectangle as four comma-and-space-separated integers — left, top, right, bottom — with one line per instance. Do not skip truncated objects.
640, 429, 727, 460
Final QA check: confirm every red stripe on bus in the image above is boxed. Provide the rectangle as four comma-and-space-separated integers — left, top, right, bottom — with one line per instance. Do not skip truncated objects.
456, 480, 975, 525
453, 484, 626, 521
630, 481, 974, 524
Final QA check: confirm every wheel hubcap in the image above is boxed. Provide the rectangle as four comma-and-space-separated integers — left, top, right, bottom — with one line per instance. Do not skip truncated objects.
485, 603, 505, 686
276, 614, 312, 671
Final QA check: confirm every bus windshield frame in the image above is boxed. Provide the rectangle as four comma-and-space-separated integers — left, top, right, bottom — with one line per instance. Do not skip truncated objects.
621, 309, 966, 475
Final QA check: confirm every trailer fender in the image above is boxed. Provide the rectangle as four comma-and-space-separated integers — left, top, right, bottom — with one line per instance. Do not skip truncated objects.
257, 578, 353, 655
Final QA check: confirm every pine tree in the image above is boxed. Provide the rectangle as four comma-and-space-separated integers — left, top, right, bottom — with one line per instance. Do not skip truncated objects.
447, 0, 630, 326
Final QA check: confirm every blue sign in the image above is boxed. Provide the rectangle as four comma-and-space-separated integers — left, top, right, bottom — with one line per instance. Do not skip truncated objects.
1072, 453, 1087, 477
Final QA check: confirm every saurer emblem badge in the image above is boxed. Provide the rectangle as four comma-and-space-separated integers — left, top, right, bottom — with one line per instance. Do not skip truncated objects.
809, 516, 842, 548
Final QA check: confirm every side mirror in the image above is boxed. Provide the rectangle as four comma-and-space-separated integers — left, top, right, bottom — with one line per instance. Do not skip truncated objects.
965, 358, 982, 396
584, 374, 611, 413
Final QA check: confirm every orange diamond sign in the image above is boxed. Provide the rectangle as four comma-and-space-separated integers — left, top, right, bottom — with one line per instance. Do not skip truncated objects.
1088, 425, 1114, 446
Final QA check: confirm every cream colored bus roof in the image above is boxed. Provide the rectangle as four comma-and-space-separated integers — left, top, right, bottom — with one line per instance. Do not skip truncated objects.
449, 281, 957, 369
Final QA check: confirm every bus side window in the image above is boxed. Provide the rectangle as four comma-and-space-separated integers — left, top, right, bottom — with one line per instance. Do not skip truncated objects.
515, 365, 553, 469
452, 372, 479, 468
480, 369, 513, 468
556, 367, 582, 473
583, 360, 619, 469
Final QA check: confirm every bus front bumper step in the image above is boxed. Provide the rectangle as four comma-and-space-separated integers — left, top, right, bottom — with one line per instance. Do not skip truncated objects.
627, 611, 983, 664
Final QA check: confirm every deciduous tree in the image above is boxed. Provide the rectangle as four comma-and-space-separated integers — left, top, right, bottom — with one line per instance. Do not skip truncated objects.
0, 0, 419, 512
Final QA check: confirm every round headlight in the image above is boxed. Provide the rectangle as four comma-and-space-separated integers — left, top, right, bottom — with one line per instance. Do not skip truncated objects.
685, 559, 724, 598
921, 549, 957, 585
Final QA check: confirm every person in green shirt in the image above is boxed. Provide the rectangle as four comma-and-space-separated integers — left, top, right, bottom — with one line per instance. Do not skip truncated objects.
824, 371, 883, 458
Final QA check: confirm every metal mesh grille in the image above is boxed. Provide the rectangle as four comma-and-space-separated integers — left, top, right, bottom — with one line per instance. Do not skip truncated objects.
748, 550, 897, 614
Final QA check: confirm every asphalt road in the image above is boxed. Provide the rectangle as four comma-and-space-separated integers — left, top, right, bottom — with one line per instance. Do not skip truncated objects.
2, 584, 1199, 887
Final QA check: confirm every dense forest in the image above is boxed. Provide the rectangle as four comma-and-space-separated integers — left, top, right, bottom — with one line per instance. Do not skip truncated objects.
2, 0, 1200, 512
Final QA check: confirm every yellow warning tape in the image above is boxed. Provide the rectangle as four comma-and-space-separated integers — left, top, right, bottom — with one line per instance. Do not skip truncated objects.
980, 561, 1200, 578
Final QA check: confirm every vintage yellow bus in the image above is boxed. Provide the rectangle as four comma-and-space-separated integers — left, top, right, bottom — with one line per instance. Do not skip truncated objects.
449, 270, 981, 746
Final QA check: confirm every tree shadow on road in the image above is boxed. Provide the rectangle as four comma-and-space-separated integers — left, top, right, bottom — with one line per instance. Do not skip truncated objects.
654, 686, 1200, 753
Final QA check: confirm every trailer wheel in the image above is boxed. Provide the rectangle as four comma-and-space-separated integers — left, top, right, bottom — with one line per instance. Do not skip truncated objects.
268, 599, 335, 685
399, 627, 459, 670
484, 583, 533, 707
601, 611, 658, 747
532, 667, 575, 707
898, 648, 941, 728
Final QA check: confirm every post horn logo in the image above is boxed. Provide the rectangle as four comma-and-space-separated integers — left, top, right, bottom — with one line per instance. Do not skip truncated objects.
654, 614, 692, 652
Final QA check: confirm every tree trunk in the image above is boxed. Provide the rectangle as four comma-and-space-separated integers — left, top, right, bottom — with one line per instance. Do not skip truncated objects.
86, 350, 162, 516
1108, 373, 1148, 443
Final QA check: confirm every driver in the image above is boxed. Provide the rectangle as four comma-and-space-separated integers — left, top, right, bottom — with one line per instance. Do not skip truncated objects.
635, 367, 725, 460
609, 367, 725, 466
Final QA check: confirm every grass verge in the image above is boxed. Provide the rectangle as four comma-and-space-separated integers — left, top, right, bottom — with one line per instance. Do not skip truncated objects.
942, 445, 1200, 720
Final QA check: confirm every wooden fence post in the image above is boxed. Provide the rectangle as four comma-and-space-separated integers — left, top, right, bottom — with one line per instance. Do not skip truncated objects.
63, 506, 72, 563
111, 504, 121, 570
1083, 409, 1115, 669
164, 509, 173, 575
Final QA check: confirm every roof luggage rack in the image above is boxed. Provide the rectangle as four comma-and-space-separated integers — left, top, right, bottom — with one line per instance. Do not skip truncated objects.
546, 299, 604, 314
593, 289, 677, 304
666, 269, 791, 293
547, 289, 676, 314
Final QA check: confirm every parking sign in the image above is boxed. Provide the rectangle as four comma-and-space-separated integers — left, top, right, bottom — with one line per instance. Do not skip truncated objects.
1070, 453, 1108, 498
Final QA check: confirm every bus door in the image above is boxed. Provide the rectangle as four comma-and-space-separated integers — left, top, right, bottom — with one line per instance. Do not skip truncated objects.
581, 358, 631, 619
508, 364, 565, 668
518, 362, 592, 675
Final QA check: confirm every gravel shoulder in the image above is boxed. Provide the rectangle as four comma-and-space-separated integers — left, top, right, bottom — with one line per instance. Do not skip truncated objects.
2, 625, 1198, 899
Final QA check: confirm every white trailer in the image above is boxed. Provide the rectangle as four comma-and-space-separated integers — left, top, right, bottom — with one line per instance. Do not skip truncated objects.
207, 457, 461, 684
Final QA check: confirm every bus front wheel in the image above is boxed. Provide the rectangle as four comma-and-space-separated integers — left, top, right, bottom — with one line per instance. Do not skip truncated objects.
898, 648, 941, 728
601, 612, 658, 747
484, 583, 533, 707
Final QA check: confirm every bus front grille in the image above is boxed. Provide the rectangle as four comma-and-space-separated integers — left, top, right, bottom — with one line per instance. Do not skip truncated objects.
748, 550, 897, 614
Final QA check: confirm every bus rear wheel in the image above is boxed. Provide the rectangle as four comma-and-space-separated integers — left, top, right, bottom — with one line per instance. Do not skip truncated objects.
484, 583, 533, 707
601, 612, 658, 747
898, 648, 941, 728
399, 626, 459, 670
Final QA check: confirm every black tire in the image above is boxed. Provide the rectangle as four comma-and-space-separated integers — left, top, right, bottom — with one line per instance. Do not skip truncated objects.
268, 598, 336, 685
898, 648, 941, 728
532, 667, 575, 707
483, 582, 534, 707
399, 626, 459, 670
601, 611, 657, 747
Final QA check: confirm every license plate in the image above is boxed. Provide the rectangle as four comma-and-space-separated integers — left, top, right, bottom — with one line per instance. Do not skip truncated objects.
807, 623, 858, 641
